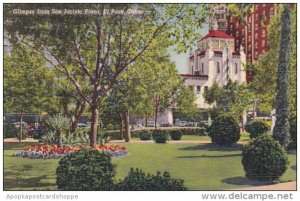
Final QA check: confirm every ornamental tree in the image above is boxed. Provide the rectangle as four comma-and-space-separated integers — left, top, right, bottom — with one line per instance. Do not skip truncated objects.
273, 4, 291, 148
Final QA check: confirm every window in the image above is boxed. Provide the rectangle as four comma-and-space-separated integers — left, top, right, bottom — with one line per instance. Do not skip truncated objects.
196, 86, 201, 94
255, 13, 258, 20
255, 42, 258, 49
235, 63, 238, 74
262, 29, 266, 37
255, 24, 258, 31
201, 63, 204, 74
255, 33, 258, 39
217, 62, 220, 73
262, 40, 265, 48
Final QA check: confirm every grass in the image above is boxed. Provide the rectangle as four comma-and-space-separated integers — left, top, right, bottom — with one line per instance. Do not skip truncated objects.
4, 142, 296, 191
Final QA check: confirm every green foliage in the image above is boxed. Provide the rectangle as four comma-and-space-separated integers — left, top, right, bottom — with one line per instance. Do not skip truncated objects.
39, 131, 57, 145
56, 150, 115, 190
203, 81, 254, 119
3, 124, 19, 138
32, 129, 47, 139
242, 134, 289, 181
207, 115, 240, 145
115, 168, 187, 191
175, 86, 199, 120
170, 130, 182, 140
244, 121, 270, 139
152, 129, 169, 143
139, 130, 152, 141
45, 114, 71, 147
4, 44, 56, 115
288, 117, 296, 149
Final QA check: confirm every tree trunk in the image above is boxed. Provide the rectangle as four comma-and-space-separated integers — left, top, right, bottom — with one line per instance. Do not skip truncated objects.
119, 113, 124, 139
154, 97, 160, 129
57, 131, 63, 147
145, 114, 148, 127
69, 101, 86, 134
122, 111, 131, 142
273, 4, 291, 149
18, 112, 24, 143
90, 105, 99, 147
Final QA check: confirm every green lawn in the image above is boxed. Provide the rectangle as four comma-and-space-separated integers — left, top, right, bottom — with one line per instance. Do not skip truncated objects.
4, 142, 296, 190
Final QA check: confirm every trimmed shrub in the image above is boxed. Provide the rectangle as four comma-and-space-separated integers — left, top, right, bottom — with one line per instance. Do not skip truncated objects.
56, 149, 115, 190
245, 121, 270, 138
115, 168, 187, 190
242, 134, 289, 181
288, 117, 296, 149
170, 130, 182, 140
139, 130, 152, 141
207, 115, 240, 145
152, 129, 169, 143
3, 124, 19, 138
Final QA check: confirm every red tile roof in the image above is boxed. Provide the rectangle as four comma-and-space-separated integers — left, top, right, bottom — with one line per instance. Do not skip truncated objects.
201, 30, 234, 41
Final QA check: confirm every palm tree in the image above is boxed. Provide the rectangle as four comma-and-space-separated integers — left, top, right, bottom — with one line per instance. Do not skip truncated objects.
45, 114, 71, 147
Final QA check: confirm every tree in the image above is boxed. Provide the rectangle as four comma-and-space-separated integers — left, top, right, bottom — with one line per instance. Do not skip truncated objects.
4, 44, 55, 142
273, 5, 291, 148
203, 80, 254, 120
54, 80, 87, 134
174, 86, 199, 121
5, 4, 209, 146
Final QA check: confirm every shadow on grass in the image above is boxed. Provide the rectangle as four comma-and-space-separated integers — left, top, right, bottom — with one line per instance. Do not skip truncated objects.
222, 176, 269, 187
291, 165, 296, 171
4, 142, 38, 150
178, 143, 244, 152
4, 172, 56, 190
177, 153, 242, 159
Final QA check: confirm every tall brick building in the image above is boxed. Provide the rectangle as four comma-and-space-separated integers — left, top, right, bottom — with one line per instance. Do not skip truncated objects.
211, 4, 280, 82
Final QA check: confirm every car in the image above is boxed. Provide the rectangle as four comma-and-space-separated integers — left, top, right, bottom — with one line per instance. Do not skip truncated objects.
77, 123, 90, 128
12, 122, 28, 129
176, 121, 189, 127
160, 122, 173, 127
146, 121, 156, 127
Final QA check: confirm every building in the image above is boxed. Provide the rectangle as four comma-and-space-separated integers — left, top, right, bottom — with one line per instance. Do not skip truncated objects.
180, 22, 246, 110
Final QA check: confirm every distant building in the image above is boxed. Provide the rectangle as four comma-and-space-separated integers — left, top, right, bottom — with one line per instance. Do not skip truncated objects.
180, 21, 246, 110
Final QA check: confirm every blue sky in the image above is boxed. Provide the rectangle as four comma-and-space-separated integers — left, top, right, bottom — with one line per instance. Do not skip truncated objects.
169, 24, 209, 73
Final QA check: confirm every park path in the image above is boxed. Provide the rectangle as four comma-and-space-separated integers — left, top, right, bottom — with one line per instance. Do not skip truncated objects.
3, 138, 249, 145
233, 181, 296, 190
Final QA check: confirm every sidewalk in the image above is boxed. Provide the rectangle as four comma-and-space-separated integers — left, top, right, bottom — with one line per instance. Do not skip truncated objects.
234, 181, 296, 190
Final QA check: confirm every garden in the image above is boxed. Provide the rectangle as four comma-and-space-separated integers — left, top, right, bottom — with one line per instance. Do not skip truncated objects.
4, 115, 297, 190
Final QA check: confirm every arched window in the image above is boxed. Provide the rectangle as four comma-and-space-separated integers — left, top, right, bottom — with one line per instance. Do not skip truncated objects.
217, 62, 220, 73
235, 63, 238, 74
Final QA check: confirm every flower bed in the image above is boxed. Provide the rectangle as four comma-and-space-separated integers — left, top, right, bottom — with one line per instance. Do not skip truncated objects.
13, 144, 127, 159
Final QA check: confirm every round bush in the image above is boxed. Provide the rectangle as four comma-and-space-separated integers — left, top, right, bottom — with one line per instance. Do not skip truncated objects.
207, 115, 240, 145
56, 149, 115, 190
170, 130, 182, 140
245, 121, 270, 138
152, 130, 169, 143
115, 168, 187, 190
242, 134, 289, 181
139, 130, 152, 141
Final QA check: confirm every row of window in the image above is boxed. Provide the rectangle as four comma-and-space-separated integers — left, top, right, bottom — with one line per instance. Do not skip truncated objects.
189, 85, 208, 94
216, 62, 239, 74
191, 62, 240, 75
